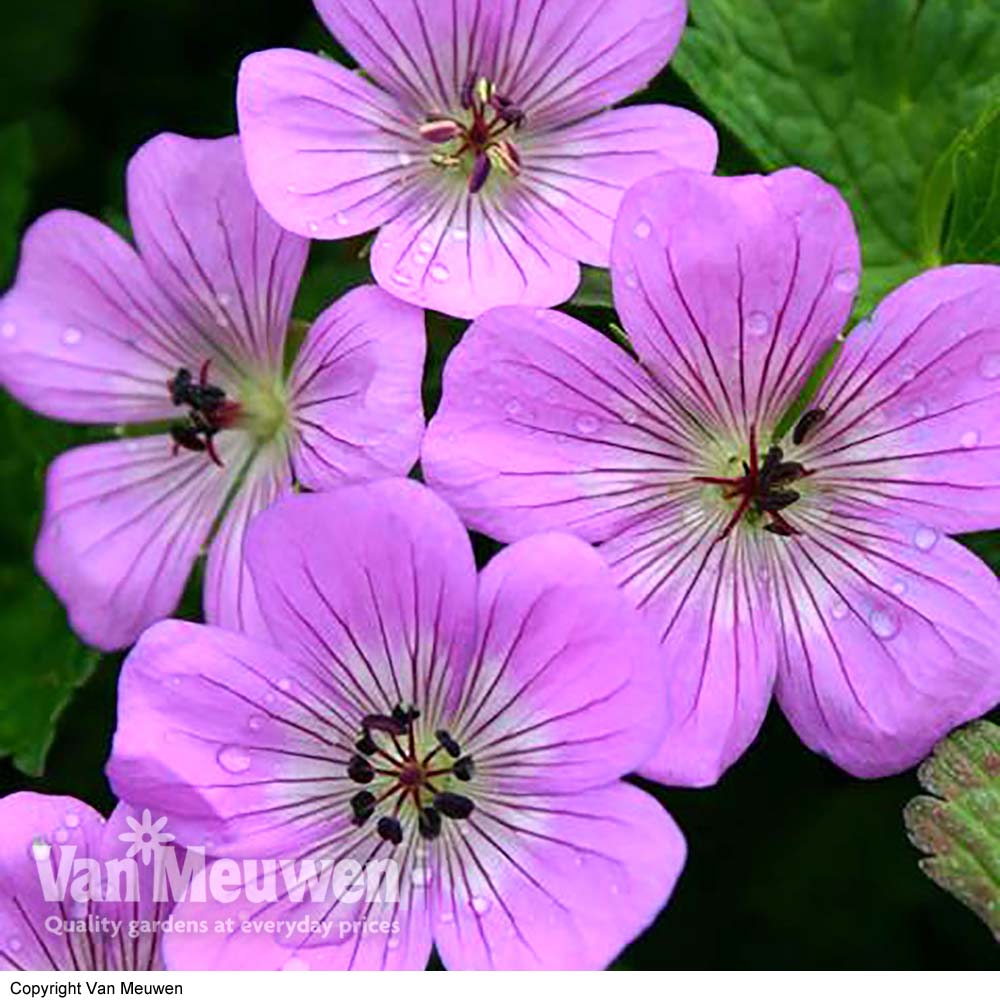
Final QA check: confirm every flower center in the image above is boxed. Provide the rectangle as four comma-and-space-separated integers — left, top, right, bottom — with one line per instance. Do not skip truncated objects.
419, 75, 526, 194
695, 421, 816, 539
346, 704, 476, 846
167, 361, 289, 466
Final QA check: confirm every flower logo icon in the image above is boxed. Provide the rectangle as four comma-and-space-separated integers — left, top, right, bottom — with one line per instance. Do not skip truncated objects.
118, 809, 175, 865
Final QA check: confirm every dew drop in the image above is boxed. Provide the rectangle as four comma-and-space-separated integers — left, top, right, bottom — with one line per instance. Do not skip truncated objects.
746, 311, 770, 337
910, 401, 928, 419
64, 813, 80, 829
833, 268, 860, 293
899, 365, 917, 383
960, 430, 980, 449
913, 526, 939, 552
281, 957, 310, 972
398, 152, 414, 167
62, 327, 83, 346
335, 212, 349, 227
54, 828, 69, 844
1, 322, 15, 339
392, 270, 413, 288
430, 263, 451, 283
7, 937, 23, 953
624, 270, 639, 290
575, 414, 600, 434
891, 580, 908, 597
247, 715, 265, 732
286, 184, 298, 195
307, 222, 320, 234
504, 398, 522, 417
869, 608, 899, 640
979, 353, 1000, 380
470, 895, 491, 916
387, 935, 401, 951
217, 745, 252, 774
451, 228, 469, 243
831, 601, 848, 621
277, 677, 292, 692
633, 218, 652, 240
217, 292, 232, 308
620, 403, 639, 424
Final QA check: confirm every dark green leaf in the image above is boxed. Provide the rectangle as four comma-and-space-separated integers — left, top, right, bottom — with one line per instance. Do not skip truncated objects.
943, 103, 1000, 264
673, 0, 1000, 313
569, 266, 614, 310
0, 123, 32, 282
904, 719, 1000, 941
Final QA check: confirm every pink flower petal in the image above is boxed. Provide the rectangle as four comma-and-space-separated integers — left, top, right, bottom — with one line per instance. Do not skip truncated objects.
494, 0, 689, 129
432, 783, 684, 970
612, 168, 861, 435
806, 265, 1000, 534
237, 48, 426, 241
288, 285, 426, 490
127, 133, 309, 378
453, 533, 668, 793
0, 211, 188, 424
423, 305, 695, 544
519, 105, 717, 267
36, 434, 244, 651
602, 520, 778, 787
370, 183, 580, 319
246, 482, 479, 719
771, 507, 1000, 777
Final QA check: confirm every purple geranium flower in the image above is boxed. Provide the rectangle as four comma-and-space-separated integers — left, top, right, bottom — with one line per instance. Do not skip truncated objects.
0, 133, 426, 650
423, 168, 1000, 785
236, 0, 717, 319
0, 794, 171, 971
107, 480, 684, 970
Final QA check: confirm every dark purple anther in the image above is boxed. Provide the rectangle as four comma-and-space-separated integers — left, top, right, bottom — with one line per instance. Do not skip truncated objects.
469, 152, 492, 194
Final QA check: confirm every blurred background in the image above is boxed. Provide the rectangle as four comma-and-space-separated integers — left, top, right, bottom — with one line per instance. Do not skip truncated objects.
0, 0, 997, 970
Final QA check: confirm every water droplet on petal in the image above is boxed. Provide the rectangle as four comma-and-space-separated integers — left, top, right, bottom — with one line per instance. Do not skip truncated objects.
621, 403, 639, 424
470, 895, 491, 916
217, 292, 232, 308
624, 270, 639, 289
891, 580, 908, 596
1, 322, 15, 339
307, 222, 320, 234
247, 715, 264, 732
451, 228, 469, 243
64, 813, 80, 829
286, 184, 298, 194
831, 601, 848, 620
281, 957, 310, 972
430, 263, 450, 283
899, 365, 917, 382
913, 526, 939, 552
979, 353, 1000, 380
217, 746, 252, 774
62, 327, 83, 346
833, 268, 860, 293
746, 311, 770, 337
387, 935, 401, 950
504, 398, 522, 417
960, 430, 980, 449
277, 678, 292, 692
392, 270, 413, 288
633, 218, 652, 240
869, 608, 899, 640
910, 401, 928, 419
54, 828, 69, 844
335, 212, 349, 227
7, 937, 23, 953
398, 152, 414, 167
575, 415, 600, 434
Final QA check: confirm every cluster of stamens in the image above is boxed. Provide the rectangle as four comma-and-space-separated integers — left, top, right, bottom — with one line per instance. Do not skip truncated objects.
346, 704, 476, 846
419, 74, 526, 194
167, 361, 240, 467
695, 409, 826, 540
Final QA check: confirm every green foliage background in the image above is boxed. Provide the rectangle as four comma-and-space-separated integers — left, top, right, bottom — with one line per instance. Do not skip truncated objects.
0, 0, 998, 969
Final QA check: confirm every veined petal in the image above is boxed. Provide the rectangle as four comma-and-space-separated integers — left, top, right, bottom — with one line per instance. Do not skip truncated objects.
237, 49, 426, 241
0, 211, 189, 424
369, 180, 580, 319
203, 441, 291, 641
770, 505, 1000, 777
247, 482, 479, 722
423, 305, 697, 543
806, 265, 1000, 534
494, 0, 688, 129
108, 620, 358, 858
314, 0, 501, 113
518, 105, 718, 267
451, 533, 667, 792
127, 133, 309, 379
288, 285, 426, 490
612, 169, 860, 436
602, 514, 778, 787
0, 794, 107, 971
431, 783, 684, 970
36, 434, 244, 652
